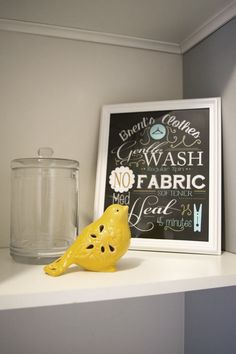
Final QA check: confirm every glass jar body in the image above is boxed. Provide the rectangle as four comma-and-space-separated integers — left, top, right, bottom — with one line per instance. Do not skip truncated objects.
10, 165, 79, 264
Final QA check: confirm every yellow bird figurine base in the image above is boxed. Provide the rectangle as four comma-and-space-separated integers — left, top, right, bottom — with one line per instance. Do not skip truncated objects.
44, 204, 131, 276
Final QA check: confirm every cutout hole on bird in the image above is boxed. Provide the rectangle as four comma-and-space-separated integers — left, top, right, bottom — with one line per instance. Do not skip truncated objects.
90, 234, 97, 238
109, 245, 115, 252
101, 246, 105, 253
99, 225, 104, 232
86, 244, 94, 249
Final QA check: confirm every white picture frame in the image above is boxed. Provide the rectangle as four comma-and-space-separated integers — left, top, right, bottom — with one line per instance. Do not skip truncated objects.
94, 98, 221, 255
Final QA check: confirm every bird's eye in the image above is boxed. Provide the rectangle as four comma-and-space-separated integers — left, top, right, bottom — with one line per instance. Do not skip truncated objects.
116, 209, 119, 213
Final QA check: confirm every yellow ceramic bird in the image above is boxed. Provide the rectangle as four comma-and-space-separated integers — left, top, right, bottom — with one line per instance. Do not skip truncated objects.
44, 204, 131, 276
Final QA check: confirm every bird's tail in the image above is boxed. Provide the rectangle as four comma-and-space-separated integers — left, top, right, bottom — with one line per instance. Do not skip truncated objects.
44, 247, 74, 276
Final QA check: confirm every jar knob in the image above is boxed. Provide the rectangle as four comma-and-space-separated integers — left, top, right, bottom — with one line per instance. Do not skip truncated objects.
37, 147, 54, 158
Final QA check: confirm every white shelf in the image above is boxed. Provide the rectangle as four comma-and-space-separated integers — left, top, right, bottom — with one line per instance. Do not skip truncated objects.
1, 248, 236, 310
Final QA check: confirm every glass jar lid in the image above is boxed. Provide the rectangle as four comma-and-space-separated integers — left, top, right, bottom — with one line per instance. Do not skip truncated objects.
11, 147, 79, 169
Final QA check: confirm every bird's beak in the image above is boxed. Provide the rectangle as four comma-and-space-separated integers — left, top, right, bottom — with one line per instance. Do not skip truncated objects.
122, 205, 129, 216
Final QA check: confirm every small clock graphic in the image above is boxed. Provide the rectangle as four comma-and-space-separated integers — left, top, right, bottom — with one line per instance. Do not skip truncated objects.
150, 123, 167, 140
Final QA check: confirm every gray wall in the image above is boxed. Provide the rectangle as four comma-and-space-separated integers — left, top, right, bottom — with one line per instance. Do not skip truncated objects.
183, 16, 236, 253
0, 294, 184, 354
0, 29, 182, 248
183, 17, 236, 354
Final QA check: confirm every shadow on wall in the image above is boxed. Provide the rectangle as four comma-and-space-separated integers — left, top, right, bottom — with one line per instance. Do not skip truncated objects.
183, 17, 236, 252
183, 17, 236, 99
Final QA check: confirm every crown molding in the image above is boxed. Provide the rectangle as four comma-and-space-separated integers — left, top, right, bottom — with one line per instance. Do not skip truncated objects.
181, 1, 236, 53
1, 0, 235, 56
0, 18, 181, 54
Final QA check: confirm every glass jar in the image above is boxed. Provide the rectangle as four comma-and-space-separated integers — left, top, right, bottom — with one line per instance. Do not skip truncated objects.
10, 147, 79, 264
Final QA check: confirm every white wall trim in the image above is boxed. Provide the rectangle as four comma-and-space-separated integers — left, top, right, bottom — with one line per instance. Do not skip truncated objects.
0, 18, 181, 54
181, 1, 236, 53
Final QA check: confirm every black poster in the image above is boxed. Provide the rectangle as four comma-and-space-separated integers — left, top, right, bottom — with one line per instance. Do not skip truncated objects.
103, 108, 210, 242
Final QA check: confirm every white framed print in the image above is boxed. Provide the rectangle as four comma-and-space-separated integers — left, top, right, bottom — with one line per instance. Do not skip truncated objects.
94, 98, 221, 255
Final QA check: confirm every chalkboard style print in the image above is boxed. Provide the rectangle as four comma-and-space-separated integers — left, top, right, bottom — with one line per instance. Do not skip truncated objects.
94, 99, 221, 255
